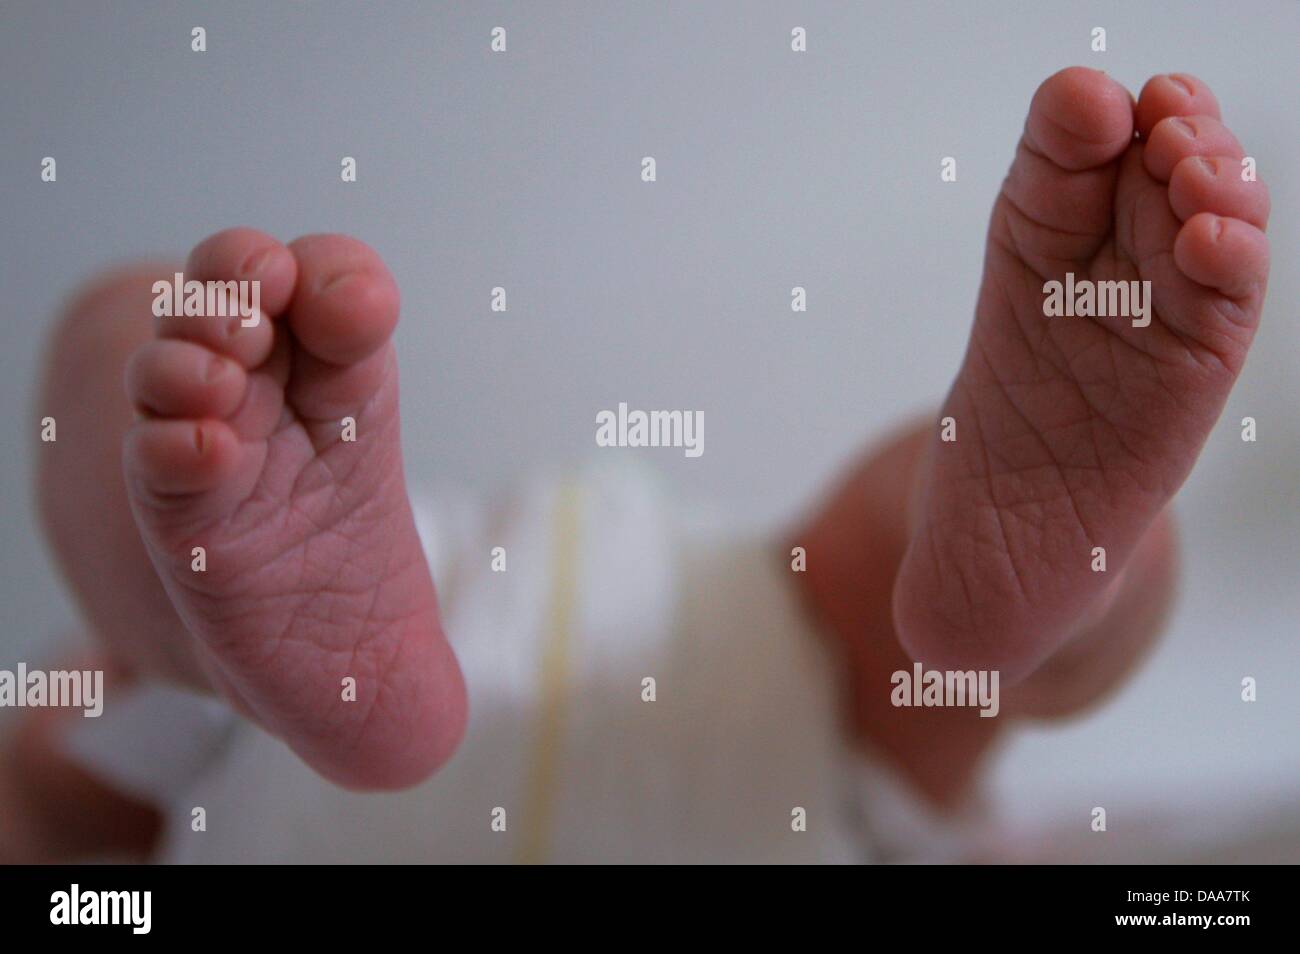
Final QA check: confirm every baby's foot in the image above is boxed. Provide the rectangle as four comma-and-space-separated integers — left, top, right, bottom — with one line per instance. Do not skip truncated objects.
894, 69, 1269, 681
122, 229, 466, 788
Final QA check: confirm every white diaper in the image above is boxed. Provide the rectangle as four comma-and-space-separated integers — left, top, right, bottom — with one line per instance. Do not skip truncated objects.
65, 458, 981, 863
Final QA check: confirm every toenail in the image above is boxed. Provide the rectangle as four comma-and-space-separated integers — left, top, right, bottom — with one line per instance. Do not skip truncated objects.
1167, 74, 1196, 97
1210, 216, 1224, 242
318, 270, 362, 295
1194, 156, 1218, 176
239, 246, 277, 278
193, 425, 206, 454
1170, 117, 1196, 137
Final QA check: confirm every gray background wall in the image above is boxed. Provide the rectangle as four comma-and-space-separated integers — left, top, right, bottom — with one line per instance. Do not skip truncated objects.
3, 2, 1298, 848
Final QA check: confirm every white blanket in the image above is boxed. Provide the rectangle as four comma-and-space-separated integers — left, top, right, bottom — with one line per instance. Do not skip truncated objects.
65, 459, 975, 863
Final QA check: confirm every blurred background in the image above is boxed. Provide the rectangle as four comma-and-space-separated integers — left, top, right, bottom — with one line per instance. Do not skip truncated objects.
2, 1, 1297, 860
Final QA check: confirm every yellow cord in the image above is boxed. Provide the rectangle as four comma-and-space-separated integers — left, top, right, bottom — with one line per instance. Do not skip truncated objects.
515, 481, 581, 865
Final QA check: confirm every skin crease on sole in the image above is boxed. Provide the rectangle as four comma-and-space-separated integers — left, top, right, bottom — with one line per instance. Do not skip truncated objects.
6, 68, 1271, 858
120, 230, 468, 791
890, 68, 1268, 685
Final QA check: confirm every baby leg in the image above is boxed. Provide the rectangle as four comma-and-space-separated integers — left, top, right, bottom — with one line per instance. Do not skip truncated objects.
36, 264, 210, 688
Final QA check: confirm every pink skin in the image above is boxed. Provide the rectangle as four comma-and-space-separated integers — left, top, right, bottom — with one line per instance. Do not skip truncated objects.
121, 231, 466, 790
891, 69, 1270, 683
7, 69, 1273, 858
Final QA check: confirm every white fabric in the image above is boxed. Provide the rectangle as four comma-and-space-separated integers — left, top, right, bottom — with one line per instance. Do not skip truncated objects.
59, 684, 236, 805
63, 458, 974, 863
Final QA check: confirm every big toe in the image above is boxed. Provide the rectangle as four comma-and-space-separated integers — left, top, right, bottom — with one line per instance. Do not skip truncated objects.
998, 67, 1134, 272
286, 234, 401, 367
1025, 66, 1134, 171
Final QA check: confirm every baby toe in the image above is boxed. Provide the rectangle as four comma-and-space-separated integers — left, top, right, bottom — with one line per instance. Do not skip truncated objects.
126, 339, 247, 419
123, 418, 241, 500
1136, 73, 1221, 140
186, 228, 297, 317
1169, 155, 1269, 229
1173, 212, 1269, 302
1143, 115, 1244, 182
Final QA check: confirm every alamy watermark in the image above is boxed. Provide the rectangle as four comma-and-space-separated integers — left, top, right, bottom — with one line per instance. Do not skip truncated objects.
595, 402, 703, 458
0, 663, 103, 717
50, 884, 150, 934
1043, 272, 1151, 328
891, 663, 1000, 718
152, 272, 262, 327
